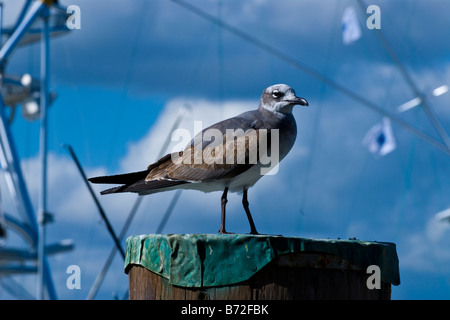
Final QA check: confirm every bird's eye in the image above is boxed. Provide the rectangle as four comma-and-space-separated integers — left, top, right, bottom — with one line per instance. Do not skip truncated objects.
272, 90, 282, 99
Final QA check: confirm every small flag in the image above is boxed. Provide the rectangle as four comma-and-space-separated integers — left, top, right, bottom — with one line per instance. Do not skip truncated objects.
363, 117, 396, 156
342, 6, 362, 45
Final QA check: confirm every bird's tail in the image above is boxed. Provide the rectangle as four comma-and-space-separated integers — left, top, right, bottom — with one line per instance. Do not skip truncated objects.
88, 170, 149, 195
88, 170, 149, 185
89, 170, 188, 195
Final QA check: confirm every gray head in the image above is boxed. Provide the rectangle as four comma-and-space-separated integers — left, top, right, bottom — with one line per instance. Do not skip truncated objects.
260, 84, 308, 114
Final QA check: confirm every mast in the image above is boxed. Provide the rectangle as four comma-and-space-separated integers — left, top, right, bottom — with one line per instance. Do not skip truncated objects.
0, 0, 73, 300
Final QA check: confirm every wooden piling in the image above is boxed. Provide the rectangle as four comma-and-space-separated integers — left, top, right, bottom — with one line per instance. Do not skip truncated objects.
125, 234, 400, 300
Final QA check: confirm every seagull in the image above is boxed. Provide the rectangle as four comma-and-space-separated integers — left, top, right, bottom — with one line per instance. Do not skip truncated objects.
89, 84, 308, 234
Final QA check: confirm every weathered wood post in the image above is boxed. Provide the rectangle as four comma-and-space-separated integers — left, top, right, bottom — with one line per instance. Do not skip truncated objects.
125, 234, 400, 300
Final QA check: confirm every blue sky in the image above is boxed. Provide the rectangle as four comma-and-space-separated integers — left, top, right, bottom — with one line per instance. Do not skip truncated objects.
1, 0, 450, 300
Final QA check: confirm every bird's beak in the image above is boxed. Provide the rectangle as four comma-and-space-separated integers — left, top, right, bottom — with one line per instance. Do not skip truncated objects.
286, 96, 309, 106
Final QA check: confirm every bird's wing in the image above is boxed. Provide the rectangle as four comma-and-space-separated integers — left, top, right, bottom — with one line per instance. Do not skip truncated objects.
90, 111, 276, 194
145, 114, 269, 183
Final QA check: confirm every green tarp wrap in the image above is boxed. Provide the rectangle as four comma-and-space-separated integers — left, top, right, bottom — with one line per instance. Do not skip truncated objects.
125, 234, 400, 288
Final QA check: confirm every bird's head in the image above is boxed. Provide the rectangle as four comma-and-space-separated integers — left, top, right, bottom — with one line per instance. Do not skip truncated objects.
260, 84, 308, 114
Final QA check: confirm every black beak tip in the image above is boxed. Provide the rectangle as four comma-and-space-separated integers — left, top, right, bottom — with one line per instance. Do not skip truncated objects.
298, 97, 308, 106
284, 97, 309, 106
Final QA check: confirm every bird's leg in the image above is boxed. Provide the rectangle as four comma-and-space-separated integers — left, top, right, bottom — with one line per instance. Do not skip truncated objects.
218, 187, 229, 234
242, 188, 258, 235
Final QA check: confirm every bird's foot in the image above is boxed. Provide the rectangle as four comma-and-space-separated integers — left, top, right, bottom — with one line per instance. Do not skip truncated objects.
247, 231, 282, 236
218, 230, 235, 235
218, 227, 234, 235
